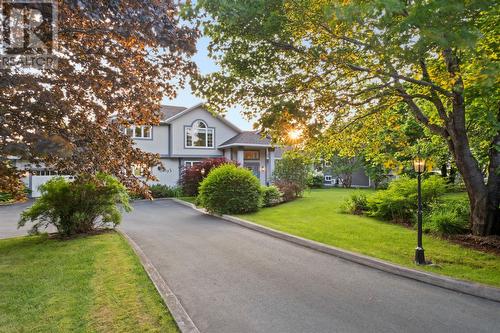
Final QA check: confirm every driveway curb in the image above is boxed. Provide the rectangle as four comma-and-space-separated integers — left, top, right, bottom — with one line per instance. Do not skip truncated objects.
118, 229, 200, 333
171, 198, 500, 303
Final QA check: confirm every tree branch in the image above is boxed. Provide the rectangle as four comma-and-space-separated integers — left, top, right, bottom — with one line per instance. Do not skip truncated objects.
419, 59, 449, 121
398, 89, 448, 137
346, 64, 453, 97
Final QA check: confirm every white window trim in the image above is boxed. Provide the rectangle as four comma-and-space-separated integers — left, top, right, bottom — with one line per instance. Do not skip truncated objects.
185, 120, 214, 148
125, 125, 152, 139
184, 161, 202, 167
324, 175, 332, 182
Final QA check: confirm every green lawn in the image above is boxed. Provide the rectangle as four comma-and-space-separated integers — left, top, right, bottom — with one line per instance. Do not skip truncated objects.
236, 188, 500, 287
0, 232, 179, 333
178, 196, 197, 204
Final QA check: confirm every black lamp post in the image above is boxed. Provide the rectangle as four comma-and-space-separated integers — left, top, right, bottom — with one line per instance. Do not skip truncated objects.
413, 155, 427, 265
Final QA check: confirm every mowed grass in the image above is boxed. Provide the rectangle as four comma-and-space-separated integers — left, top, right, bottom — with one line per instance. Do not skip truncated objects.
178, 196, 197, 204
237, 188, 500, 287
0, 231, 179, 333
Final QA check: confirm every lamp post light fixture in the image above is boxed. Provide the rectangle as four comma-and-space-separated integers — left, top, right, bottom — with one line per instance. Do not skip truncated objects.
413, 156, 428, 265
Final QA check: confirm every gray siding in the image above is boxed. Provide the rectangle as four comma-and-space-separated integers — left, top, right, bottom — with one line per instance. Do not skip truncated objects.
149, 158, 180, 187
169, 107, 239, 157
323, 167, 370, 187
132, 124, 169, 155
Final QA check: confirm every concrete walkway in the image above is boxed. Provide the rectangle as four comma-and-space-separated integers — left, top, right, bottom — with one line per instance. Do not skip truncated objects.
120, 200, 500, 333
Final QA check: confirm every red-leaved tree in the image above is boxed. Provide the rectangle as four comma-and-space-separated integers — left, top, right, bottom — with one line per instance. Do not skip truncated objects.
179, 158, 237, 196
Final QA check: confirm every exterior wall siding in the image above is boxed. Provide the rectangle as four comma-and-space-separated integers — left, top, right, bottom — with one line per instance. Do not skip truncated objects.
149, 158, 180, 187
169, 107, 239, 157
132, 125, 169, 155
323, 168, 370, 187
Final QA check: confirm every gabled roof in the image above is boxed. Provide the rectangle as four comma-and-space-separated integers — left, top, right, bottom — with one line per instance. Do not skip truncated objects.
159, 105, 187, 120
218, 131, 272, 148
160, 103, 242, 133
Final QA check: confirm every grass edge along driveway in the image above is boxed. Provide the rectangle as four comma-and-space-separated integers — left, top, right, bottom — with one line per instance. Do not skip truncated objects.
234, 189, 500, 287
0, 231, 179, 333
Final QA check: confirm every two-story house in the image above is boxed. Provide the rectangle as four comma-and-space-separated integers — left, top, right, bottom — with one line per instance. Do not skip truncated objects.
11, 103, 283, 197
122, 103, 284, 187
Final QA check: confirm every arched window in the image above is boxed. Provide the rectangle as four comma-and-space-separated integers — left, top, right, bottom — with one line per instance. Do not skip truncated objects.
196, 121, 206, 129
185, 120, 214, 148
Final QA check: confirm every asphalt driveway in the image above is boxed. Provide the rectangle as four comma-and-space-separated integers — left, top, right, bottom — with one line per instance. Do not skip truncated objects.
120, 200, 500, 333
0, 201, 38, 239
1, 200, 499, 332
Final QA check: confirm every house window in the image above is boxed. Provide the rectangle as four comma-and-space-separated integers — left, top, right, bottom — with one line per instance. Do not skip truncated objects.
132, 164, 148, 177
324, 175, 332, 182
184, 161, 202, 168
32, 170, 59, 176
125, 125, 152, 139
185, 121, 214, 148
244, 151, 260, 160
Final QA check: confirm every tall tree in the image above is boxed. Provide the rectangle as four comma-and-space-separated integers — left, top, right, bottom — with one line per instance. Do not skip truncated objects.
191, 0, 499, 235
1, 0, 198, 196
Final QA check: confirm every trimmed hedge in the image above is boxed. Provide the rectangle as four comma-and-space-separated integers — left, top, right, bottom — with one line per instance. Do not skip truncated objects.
198, 164, 262, 214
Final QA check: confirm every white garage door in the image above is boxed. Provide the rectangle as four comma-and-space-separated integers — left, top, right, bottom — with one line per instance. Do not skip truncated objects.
30, 175, 75, 198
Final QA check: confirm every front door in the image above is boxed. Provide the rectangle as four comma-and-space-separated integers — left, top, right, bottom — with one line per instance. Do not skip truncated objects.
244, 162, 260, 179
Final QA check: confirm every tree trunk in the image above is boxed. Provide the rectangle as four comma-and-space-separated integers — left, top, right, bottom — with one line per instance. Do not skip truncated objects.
440, 164, 448, 178
446, 103, 500, 236
439, 49, 500, 235
485, 109, 500, 235
448, 166, 456, 184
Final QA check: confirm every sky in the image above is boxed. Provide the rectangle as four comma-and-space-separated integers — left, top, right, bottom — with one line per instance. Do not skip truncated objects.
162, 37, 254, 130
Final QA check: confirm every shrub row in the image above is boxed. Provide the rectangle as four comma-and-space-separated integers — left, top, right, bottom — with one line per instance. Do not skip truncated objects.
341, 175, 470, 235
366, 175, 447, 221
424, 197, 470, 235
149, 184, 182, 198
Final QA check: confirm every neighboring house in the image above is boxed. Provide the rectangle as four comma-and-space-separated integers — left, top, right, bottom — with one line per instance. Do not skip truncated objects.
315, 160, 372, 188
321, 168, 371, 188
13, 103, 284, 196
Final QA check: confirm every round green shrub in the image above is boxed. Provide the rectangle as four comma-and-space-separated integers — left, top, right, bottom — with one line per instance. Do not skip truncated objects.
261, 185, 282, 207
198, 164, 262, 214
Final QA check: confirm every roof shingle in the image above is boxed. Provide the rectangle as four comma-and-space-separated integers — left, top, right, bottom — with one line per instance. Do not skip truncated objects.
219, 131, 272, 147
159, 105, 187, 121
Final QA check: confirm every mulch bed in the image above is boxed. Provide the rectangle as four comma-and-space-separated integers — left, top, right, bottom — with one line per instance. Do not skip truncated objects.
445, 234, 500, 255
47, 228, 115, 240
376, 216, 500, 256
